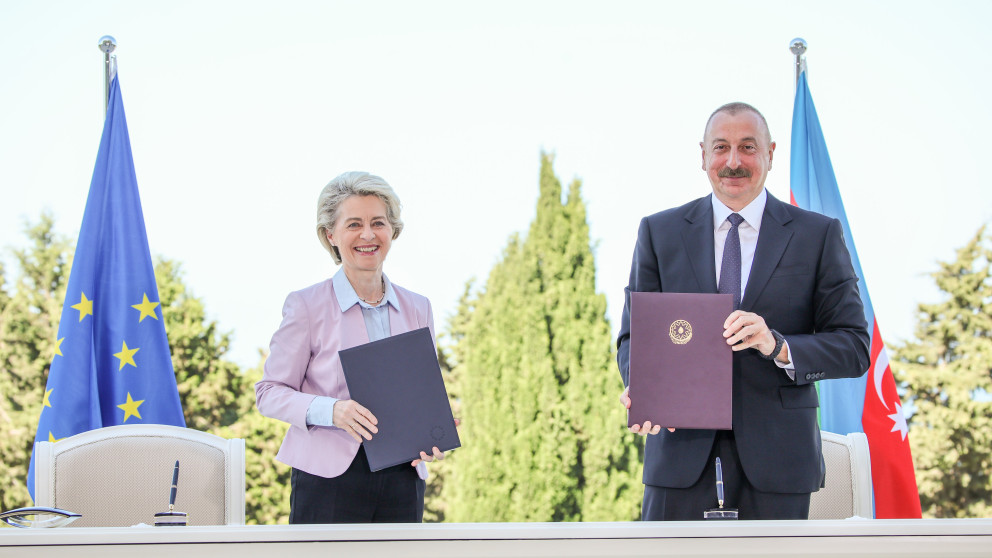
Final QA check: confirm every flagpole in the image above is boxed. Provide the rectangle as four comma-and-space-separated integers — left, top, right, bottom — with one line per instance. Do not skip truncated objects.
790, 37, 807, 86
98, 35, 117, 114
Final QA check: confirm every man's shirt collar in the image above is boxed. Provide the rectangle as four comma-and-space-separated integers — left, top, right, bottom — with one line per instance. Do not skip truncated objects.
712, 188, 767, 232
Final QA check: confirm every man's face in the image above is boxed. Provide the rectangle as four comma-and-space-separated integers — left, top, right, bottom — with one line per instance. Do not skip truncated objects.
700, 110, 776, 211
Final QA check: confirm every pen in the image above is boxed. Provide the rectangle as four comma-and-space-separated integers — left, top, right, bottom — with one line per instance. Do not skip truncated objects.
169, 460, 179, 511
715, 457, 724, 508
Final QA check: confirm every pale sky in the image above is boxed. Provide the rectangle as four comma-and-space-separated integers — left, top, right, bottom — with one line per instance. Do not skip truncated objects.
2, 1, 990, 368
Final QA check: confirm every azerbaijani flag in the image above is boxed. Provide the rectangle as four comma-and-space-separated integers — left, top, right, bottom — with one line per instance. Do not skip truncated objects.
790, 69, 922, 518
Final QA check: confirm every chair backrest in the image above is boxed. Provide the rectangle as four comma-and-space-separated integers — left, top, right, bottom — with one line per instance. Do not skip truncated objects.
34, 424, 245, 527
809, 430, 873, 519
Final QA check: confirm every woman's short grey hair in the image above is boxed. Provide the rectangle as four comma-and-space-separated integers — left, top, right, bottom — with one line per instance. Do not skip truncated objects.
316, 171, 404, 264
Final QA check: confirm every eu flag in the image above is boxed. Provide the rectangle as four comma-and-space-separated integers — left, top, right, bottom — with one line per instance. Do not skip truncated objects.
27, 72, 185, 500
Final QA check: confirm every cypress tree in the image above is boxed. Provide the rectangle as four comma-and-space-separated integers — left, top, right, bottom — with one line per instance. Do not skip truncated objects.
422, 283, 471, 522
443, 153, 641, 521
893, 224, 992, 518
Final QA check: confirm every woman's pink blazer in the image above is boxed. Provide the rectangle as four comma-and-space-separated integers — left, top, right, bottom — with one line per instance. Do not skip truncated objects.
255, 278, 435, 478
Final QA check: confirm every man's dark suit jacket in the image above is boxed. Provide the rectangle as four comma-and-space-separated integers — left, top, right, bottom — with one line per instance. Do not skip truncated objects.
617, 192, 870, 494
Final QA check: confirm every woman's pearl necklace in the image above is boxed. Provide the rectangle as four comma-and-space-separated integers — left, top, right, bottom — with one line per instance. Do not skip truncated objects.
359, 277, 386, 305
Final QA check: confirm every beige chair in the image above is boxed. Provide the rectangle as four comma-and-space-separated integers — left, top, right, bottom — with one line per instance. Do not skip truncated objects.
809, 430, 873, 519
34, 424, 245, 527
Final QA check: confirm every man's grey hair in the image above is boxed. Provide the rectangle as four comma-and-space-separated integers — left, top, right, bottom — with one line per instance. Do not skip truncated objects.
704, 102, 772, 143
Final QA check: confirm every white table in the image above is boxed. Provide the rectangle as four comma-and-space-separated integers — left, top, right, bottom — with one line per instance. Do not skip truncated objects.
2, 519, 991, 557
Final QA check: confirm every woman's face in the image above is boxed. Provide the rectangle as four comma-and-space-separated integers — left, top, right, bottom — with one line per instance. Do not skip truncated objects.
326, 195, 393, 274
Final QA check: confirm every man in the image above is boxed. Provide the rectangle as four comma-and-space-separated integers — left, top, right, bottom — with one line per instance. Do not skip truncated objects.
616, 102, 870, 520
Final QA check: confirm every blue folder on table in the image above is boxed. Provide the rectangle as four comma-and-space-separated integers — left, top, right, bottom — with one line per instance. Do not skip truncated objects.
339, 327, 460, 471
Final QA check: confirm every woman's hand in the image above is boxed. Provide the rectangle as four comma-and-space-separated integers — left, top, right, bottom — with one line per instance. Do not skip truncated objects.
332, 399, 378, 443
411, 446, 445, 467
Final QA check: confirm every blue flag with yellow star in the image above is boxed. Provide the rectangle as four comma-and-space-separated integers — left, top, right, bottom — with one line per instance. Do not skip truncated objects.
27, 72, 185, 500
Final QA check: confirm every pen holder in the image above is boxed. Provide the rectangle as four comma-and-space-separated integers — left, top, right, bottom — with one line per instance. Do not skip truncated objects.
154, 509, 187, 526
703, 506, 738, 520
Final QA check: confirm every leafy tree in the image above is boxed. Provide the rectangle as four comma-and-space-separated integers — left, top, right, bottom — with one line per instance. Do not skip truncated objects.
892, 224, 992, 518
155, 259, 251, 431
217, 362, 291, 525
0, 213, 71, 510
0, 214, 288, 523
155, 260, 290, 523
442, 153, 641, 522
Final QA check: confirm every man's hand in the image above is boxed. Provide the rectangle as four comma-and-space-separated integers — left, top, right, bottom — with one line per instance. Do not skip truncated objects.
723, 310, 786, 362
620, 386, 673, 435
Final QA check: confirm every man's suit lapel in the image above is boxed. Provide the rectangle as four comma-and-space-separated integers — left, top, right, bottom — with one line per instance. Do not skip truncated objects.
681, 195, 718, 293
742, 193, 794, 310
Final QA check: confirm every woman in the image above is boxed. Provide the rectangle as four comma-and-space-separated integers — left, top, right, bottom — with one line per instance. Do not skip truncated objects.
255, 171, 444, 524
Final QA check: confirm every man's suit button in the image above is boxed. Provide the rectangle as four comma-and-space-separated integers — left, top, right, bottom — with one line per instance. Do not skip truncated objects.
805, 374, 812, 380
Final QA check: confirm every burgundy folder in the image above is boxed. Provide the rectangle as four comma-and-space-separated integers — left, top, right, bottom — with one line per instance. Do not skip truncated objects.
339, 327, 460, 471
628, 292, 733, 430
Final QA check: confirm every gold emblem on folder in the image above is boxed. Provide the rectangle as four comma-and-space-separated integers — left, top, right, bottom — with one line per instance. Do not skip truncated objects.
669, 320, 692, 344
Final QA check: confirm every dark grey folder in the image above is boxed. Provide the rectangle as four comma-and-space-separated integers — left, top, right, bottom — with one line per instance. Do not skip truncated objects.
628, 292, 733, 430
339, 327, 460, 471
